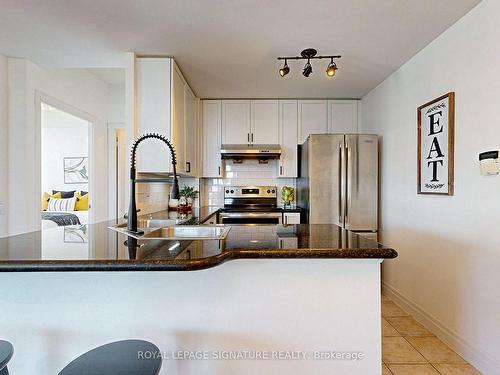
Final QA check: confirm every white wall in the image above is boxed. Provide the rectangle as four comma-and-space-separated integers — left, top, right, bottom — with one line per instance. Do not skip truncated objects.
41, 113, 89, 194
106, 83, 127, 220
0, 260, 382, 375
361, 0, 500, 373
0, 55, 8, 237
107, 83, 125, 124
7, 59, 109, 235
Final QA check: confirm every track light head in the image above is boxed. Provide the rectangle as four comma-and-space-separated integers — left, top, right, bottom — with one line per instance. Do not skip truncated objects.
303, 59, 313, 77
326, 58, 338, 77
279, 59, 290, 77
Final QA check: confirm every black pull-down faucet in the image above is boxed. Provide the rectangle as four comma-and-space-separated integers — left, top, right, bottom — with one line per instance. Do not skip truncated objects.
128, 133, 180, 234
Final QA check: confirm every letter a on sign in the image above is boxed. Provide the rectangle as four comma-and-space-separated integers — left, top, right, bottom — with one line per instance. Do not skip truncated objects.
417, 92, 455, 195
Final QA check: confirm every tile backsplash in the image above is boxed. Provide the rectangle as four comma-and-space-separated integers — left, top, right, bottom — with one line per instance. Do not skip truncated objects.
136, 160, 296, 212
201, 159, 296, 207
137, 177, 201, 215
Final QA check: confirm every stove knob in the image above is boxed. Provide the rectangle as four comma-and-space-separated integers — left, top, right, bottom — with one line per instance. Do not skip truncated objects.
231, 190, 234, 193
267, 189, 271, 193
225, 189, 229, 193
272, 189, 275, 194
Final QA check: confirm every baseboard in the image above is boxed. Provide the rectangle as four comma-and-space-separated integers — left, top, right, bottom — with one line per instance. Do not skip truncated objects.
382, 282, 500, 375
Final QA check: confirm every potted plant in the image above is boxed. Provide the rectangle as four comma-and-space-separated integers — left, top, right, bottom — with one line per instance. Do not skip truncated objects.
179, 186, 199, 207
281, 186, 294, 208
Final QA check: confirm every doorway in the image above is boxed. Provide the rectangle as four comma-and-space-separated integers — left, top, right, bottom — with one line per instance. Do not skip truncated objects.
40, 100, 93, 231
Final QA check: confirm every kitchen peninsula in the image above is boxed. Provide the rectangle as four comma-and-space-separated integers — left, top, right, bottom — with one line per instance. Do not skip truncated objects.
0, 216, 396, 374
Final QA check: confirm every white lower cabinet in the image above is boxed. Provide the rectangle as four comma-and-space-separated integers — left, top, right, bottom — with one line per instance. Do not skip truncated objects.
278, 100, 298, 178
283, 212, 301, 225
202, 100, 222, 177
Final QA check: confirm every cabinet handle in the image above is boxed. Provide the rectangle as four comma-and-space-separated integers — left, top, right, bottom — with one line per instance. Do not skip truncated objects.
218, 166, 221, 176
280, 165, 283, 175
251, 133, 254, 143
186, 161, 191, 173
247, 133, 250, 143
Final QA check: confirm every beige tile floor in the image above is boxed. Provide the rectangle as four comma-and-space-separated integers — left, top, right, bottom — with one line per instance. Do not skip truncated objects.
381, 293, 482, 375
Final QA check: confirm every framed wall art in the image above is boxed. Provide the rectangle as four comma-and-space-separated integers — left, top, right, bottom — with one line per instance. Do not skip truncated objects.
417, 92, 455, 195
64, 157, 88, 184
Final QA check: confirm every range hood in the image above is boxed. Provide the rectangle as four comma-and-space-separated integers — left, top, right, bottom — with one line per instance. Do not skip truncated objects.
221, 144, 281, 160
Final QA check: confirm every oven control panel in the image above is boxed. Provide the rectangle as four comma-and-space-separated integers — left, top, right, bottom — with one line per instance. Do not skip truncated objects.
224, 186, 277, 198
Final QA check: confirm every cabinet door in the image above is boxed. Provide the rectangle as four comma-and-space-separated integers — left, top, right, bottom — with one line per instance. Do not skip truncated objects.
251, 100, 279, 144
136, 57, 172, 172
283, 212, 301, 225
221, 100, 251, 144
298, 100, 328, 144
328, 100, 359, 133
202, 100, 222, 177
171, 63, 185, 171
278, 100, 298, 178
184, 86, 197, 176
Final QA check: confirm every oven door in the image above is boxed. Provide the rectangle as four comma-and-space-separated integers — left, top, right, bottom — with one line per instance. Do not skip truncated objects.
219, 212, 283, 225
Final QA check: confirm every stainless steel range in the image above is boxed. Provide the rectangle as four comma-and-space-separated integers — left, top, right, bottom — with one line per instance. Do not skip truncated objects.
218, 186, 283, 224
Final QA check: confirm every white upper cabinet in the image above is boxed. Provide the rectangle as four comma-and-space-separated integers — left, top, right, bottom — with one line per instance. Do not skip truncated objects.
251, 100, 279, 144
221, 100, 251, 144
202, 100, 222, 177
327, 100, 359, 133
279, 100, 298, 178
221, 100, 279, 145
136, 57, 173, 172
184, 85, 198, 176
135, 57, 198, 175
171, 62, 185, 172
298, 100, 328, 144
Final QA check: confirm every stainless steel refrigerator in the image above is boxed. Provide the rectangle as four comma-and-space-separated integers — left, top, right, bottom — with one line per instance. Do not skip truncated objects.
297, 134, 378, 240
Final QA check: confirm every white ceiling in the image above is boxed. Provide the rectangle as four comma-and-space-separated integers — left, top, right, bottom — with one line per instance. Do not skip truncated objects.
0, 0, 480, 98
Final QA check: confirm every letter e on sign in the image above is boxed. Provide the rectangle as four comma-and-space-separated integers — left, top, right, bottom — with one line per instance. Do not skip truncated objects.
417, 92, 455, 195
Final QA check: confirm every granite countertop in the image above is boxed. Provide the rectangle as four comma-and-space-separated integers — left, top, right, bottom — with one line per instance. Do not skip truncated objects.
0, 208, 397, 272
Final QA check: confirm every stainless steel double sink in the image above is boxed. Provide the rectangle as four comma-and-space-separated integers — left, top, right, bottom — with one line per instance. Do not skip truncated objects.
109, 219, 231, 240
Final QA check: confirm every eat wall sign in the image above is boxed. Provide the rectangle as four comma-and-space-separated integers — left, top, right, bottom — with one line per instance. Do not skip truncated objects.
417, 92, 455, 196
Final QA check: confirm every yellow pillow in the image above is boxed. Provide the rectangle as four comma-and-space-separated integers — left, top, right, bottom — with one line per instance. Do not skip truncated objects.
42, 191, 61, 211
75, 191, 89, 211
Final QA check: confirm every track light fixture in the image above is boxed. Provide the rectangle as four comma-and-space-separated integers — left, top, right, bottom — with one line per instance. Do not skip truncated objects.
277, 48, 341, 78
279, 59, 289, 77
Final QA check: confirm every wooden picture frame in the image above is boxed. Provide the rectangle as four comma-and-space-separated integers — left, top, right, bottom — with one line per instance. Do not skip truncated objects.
417, 92, 455, 195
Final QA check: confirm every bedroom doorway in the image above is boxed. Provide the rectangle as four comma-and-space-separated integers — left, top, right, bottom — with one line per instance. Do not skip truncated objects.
40, 101, 92, 233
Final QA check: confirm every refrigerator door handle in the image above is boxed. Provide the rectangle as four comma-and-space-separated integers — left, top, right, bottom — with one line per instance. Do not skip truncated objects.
338, 142, 343, 224
345, 140, 350, 227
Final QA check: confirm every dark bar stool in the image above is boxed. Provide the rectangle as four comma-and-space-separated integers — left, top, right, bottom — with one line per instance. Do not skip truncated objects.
0, 340, 13, 375
59, 339, 162, 375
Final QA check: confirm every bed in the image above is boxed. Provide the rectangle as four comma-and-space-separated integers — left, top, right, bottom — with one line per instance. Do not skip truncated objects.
41, 210, 89, 229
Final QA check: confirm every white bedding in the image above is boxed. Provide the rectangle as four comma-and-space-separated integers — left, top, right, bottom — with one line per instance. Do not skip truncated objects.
42, 210, 89, 229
